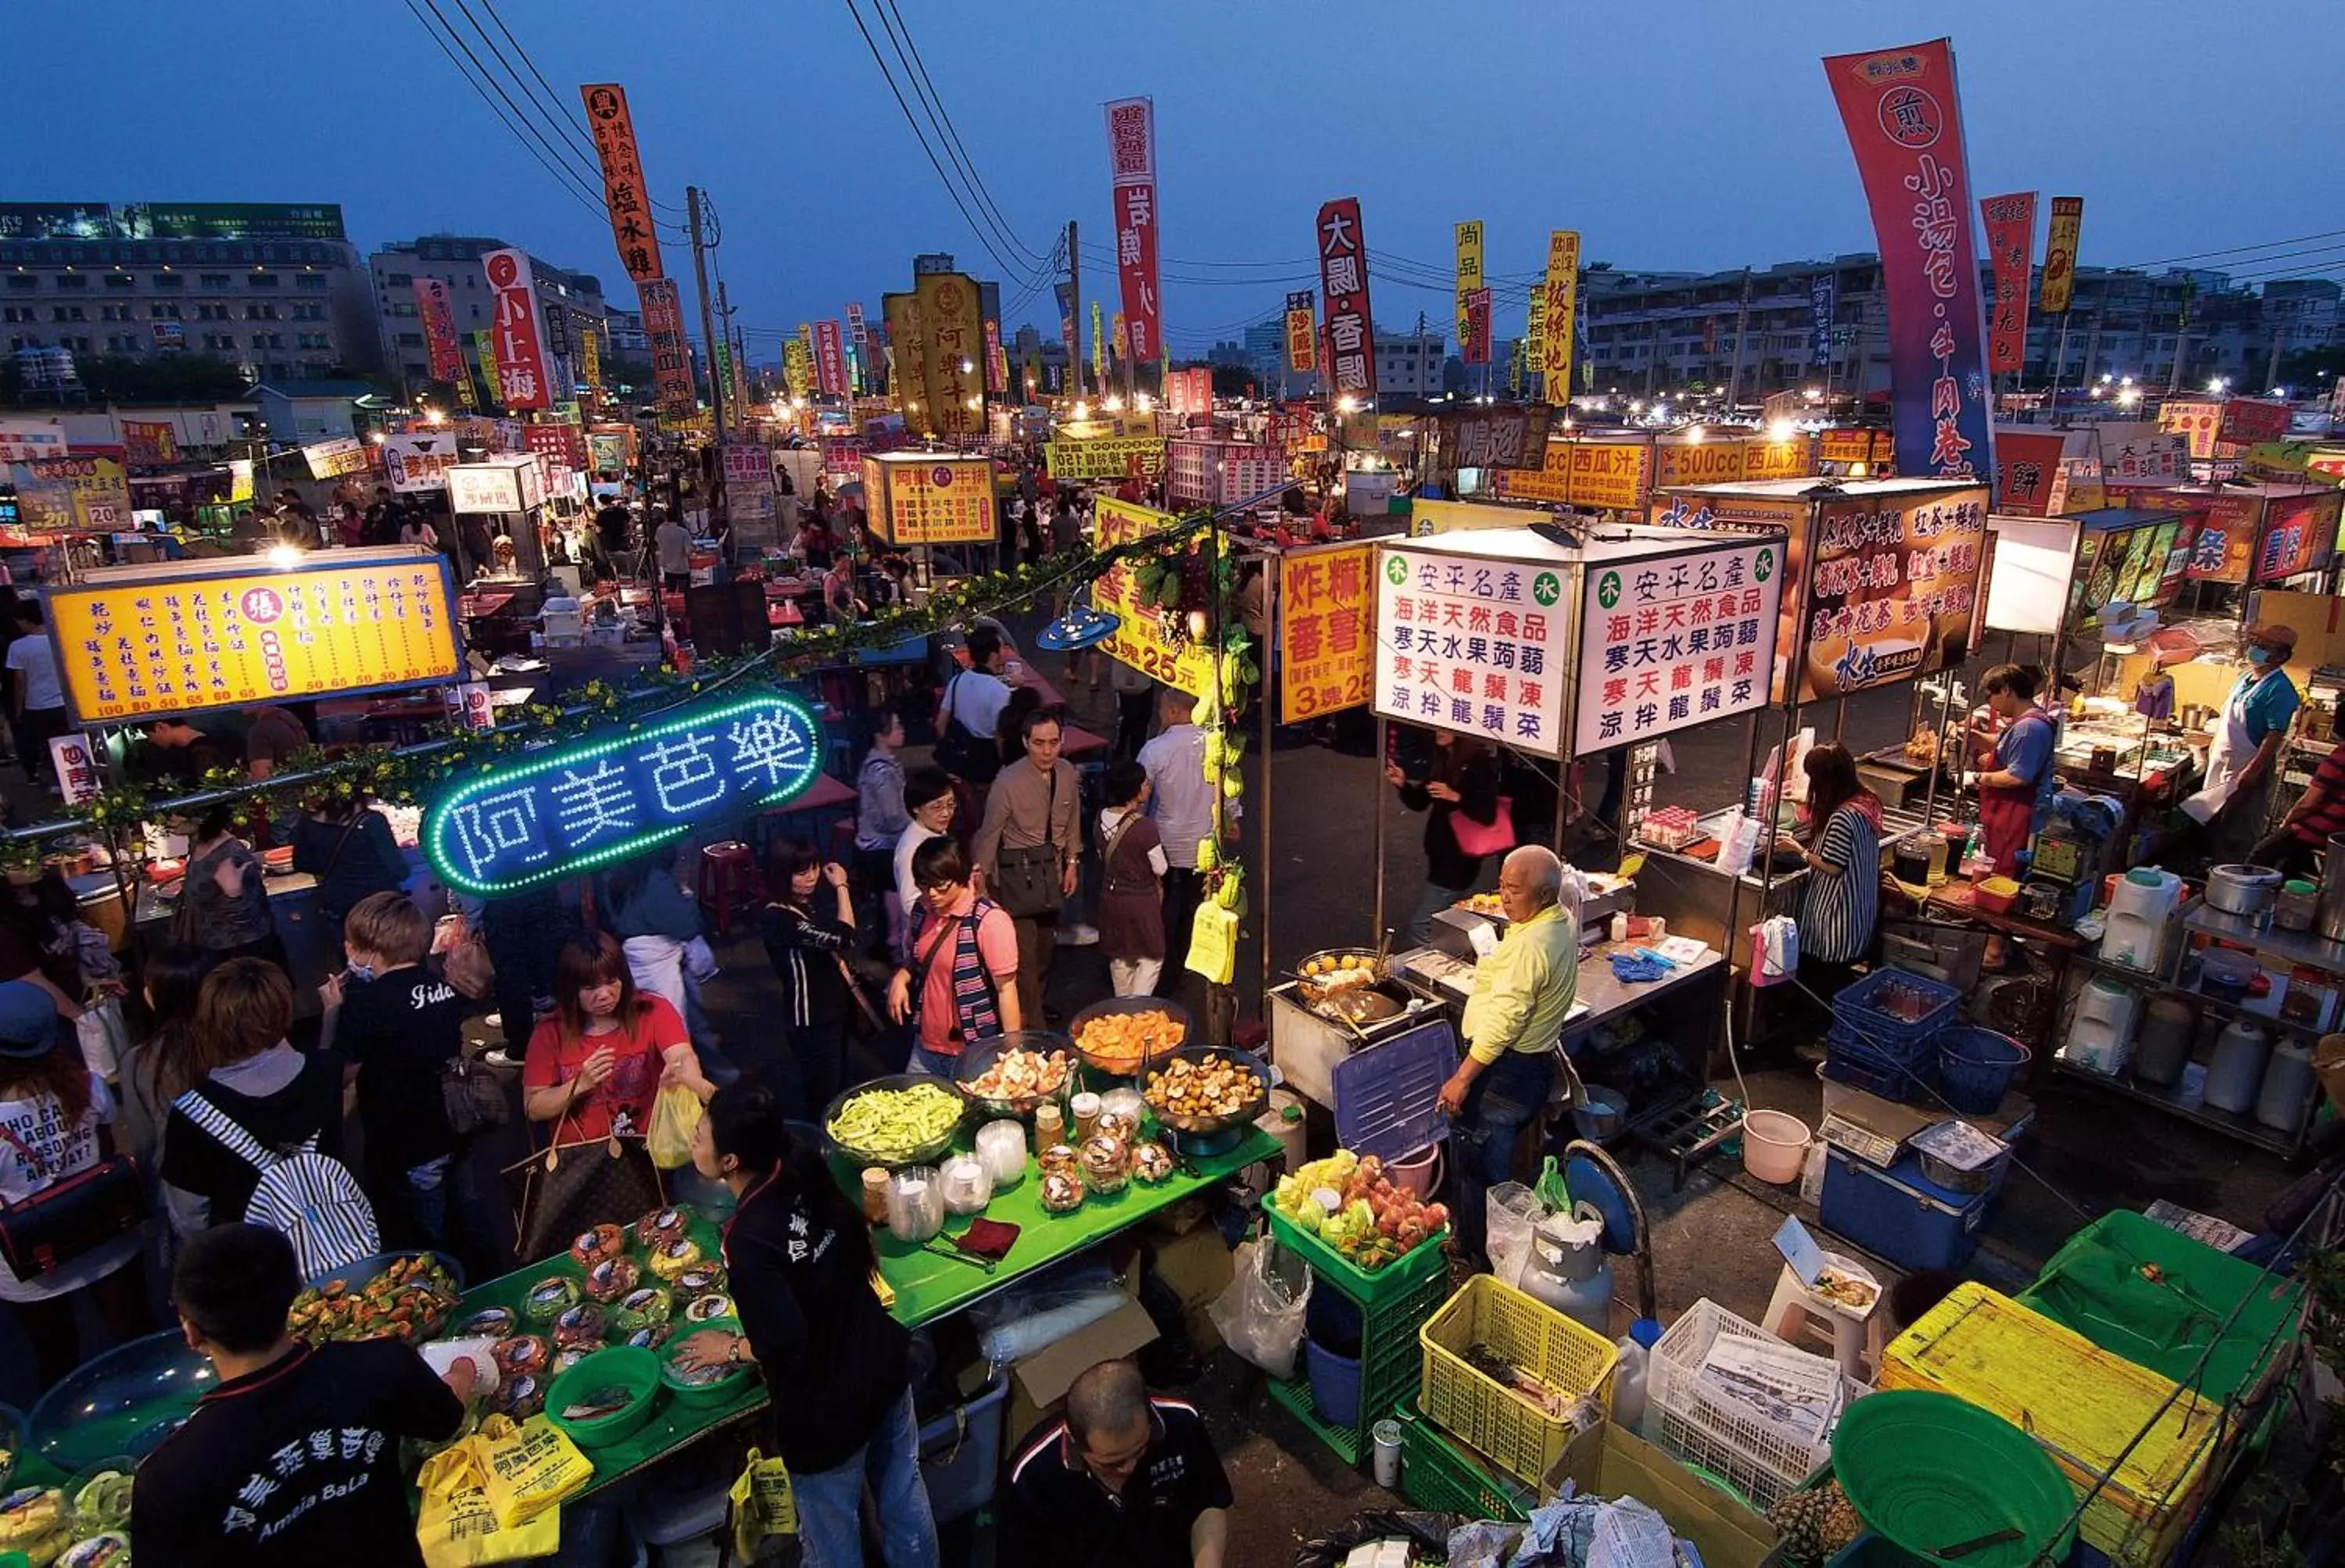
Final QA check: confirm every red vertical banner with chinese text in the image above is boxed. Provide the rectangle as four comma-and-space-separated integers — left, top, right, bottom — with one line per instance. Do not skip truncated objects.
1317, 198, 1377, 399
482, 249, 553, 410
1104, 96, 1162, 365
638, 277, 696, 420
413, 278, 464, 382
1823, 38, 1996, 485
983, 320, 1004, 396
578, 84, 664, 284
814, 320, 847, 398
2041, 198, 2083, 314
1463, 288, 1492, 366
1980, 192, 2036, 376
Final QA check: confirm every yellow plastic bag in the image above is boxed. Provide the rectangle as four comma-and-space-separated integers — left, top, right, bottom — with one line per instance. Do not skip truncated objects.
474, 1413, 593, 1529
729, 1446, 799, 1562
1185, 902, 1238, 986
648, 1083, 704, 1171
416, 1434, 562, 1568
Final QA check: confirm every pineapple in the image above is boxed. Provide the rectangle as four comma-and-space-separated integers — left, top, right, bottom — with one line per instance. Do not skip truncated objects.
1768, 1480, 1864, 1564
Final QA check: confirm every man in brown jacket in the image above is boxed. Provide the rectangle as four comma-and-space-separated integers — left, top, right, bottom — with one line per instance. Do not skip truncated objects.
973, 706, 1082, 1024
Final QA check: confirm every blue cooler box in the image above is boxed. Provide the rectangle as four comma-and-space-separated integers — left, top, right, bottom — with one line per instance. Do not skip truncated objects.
1818, 1145, 1989, 1272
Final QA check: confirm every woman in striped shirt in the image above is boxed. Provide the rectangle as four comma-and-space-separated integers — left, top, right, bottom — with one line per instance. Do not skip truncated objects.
1776, 743, 1881, 994
759, 838, 858, 1122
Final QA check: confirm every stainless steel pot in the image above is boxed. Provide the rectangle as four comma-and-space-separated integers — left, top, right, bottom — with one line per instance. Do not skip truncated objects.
2207, 864, 2283, 918
2318, 833, 2345, 943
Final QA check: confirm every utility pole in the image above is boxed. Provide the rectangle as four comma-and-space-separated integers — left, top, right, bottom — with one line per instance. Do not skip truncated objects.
1414, 311, 1427, 399
1066, 220, 1083, 401
715, 279, 747, 421
1725, 268, 1752, 410
686, 185, 727, 433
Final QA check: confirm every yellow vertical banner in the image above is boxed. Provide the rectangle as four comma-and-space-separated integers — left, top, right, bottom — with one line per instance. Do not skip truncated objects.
1091, 300, 1107, 385
2042, 197, 2084, 314
914, 272, 984, 437
1454, 220, 1484, 354
580, 327, 603, 404
881, 291, 930, 435
1540, 231, 1580, 394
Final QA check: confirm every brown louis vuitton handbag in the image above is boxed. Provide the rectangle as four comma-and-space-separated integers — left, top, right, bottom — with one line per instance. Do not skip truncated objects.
502, 1073, 665, 1263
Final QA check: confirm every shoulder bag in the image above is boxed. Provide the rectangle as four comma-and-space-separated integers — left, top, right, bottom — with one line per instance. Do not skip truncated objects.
441, 1052, 511, 1138
933, 671, 1003, 784
500, 1054, 666, 1262
0, 1118, 146, 1280
992, 767, 1066, 918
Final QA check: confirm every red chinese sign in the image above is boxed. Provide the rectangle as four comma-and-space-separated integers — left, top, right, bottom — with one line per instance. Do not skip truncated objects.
482, 249, 553, 410
1462, 287, 1492, 367
1980, 192, 2035, 375
119, 420, 178, 467
579, 84, 664, 284
1992, 430, 2068, 517
982, 319, 1004, 396
1284, 289, 1316, 374
521, 423, 586, 473
638, 277, 696, 421
1316, 197, 1377, 397
1104, 96, 1162, 364
814, 320, 847, 398
413, 278, 465, 382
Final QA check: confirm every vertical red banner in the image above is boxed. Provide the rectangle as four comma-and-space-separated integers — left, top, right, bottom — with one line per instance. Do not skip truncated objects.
1980, 192, 2036, 376
814, 320, 847, 397
1104, 96, 1162, 364
1316, 197, 1377, 399
412, 278, 464, 381
579, 84, 664, 284
482, 249, 553, 410
1463, 288, 1493, 366
1823, 38, 1995, 483
983, 319, 1005, 395
638, 277, 696, 418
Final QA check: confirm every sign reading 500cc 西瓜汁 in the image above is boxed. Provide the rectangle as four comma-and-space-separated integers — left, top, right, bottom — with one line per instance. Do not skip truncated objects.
424, 693, 823, 897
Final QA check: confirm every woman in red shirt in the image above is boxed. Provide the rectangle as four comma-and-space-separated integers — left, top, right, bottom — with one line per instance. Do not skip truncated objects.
522, 932, 716, 1142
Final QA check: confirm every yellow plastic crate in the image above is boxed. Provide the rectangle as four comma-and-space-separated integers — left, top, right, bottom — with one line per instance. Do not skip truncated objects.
1418, 1274, 1617, 1487
1880, 1283, 2225, 1568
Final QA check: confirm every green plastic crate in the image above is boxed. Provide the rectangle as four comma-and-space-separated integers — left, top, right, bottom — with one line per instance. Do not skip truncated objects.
1397, 1402, 1534, 1521
1266, 1201, 1448, 1307
1266, 1238, 1458, 1463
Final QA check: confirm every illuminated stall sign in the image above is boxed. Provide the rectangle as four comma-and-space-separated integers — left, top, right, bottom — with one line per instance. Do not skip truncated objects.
1372, 539, 1569, 757
1573, 539, 1784, 754
425, 693, 823, 897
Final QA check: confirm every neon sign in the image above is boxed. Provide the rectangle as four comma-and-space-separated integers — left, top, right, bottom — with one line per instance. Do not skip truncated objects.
424, 692, 822, 897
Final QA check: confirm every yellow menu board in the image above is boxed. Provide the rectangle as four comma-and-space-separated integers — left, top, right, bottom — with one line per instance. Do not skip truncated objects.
1091, 498, 1214, 696
47, 553, 462, 724
865, 453, 996, 546
1277, 542, 1375, 721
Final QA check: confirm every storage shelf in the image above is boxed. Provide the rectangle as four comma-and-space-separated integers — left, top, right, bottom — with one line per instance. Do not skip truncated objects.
2050, 1058, 2301, 1158
2066, 952, 2336, 1039
2183, 902, 2345, 978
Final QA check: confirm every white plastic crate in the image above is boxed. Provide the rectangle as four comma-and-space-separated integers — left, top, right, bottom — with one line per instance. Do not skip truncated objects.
1648, 1298, 1867, 1511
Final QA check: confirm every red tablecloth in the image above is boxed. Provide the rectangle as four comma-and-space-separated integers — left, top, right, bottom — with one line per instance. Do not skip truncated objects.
767, 771, 856, 814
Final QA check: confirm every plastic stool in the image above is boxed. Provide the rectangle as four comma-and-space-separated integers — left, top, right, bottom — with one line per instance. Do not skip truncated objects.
696, 842, 762, 937
1763, 1249, 1887, 1381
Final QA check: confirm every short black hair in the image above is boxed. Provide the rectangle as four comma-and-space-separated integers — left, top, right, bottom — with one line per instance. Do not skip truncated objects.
912, 833, 971, 890
1019, 703, 1065, 743
12, 600, 41, 629
174, 1223, 300, 1353
1106, 760, 1147, 807
1982, 664, 2042, 702
768, 835, 821, 888
705, 1083, 790, 1174
967, 626, 1003, 666
904, 764, 954, 814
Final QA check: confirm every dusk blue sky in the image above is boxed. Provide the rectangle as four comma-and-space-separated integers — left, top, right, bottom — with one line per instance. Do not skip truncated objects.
22, 0, 2345, 357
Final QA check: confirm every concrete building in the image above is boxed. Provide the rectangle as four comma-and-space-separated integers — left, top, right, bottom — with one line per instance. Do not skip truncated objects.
369, 234, 607, 396
0, 201, 379, 381
250, 378, 378, 442
1372, 330, 1447, 398
606, 307, 646, 358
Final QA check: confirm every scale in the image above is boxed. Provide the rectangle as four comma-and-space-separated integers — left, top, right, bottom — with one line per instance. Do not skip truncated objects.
1818, 1094, 1940, 1169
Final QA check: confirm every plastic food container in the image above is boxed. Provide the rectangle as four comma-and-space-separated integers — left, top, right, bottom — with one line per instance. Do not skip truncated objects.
887, 1167, 946, 1243
974, 1120, 1029, 1188
661, 1316, 757, 1407
939, 1155, 993, 1216
544, 1346, 663, 1449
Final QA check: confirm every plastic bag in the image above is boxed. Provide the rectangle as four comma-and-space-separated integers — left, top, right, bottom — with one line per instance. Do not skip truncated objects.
472, 1414, 593, 1529
1292, 1510, 1466, 1568
1207, 1235, 1312, 1380
417, 1432, 562, 1567
1185, 901, 1238, 985
74, 996, 130, 1082
647, 1083, 704, 1171
729, 1446, 799, 1563
1487, 1182, 1545, 1290
1534, 1156, 1572, 1216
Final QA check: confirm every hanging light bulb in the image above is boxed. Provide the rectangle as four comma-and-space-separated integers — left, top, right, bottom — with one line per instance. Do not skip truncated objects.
1187, 607, 1210, 640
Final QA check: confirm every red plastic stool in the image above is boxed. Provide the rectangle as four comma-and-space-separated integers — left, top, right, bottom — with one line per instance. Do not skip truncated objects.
696, 842, 763, 937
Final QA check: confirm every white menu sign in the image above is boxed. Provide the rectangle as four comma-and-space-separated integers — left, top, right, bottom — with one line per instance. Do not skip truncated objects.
1572, 539, 1783, 755
1373, 541, 1570, 757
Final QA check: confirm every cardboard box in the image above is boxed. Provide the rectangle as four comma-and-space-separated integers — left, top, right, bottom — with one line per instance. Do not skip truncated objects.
1542, 1422, 1778, 1568
1004, 1295, 1160, 1444
1146, 1217, 1236, 1356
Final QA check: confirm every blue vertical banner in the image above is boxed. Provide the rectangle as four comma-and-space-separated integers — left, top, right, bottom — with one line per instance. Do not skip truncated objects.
1822, 39, 1996, 485
1810, 272, 1838, 369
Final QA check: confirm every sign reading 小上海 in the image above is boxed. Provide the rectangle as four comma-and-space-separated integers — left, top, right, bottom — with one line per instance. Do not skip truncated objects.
1573, 540, 1784, 755
1092, 498, 1212, 697
865, 453, 995, 546
1046, 437, 1168, 483
1277, 542, 1375, 722
1373, 540, 1571, 757
425, 693, 823, 897
45, 550, 462, 725
483, 249, 553, 411
382, 432, 463, 493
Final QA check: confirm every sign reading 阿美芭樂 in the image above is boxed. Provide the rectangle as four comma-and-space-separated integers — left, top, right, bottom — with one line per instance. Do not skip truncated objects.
45, 550, 462, 725
424, 692, 824, 897
1372, 538, 1571, 757
1573, 539, 1784, 755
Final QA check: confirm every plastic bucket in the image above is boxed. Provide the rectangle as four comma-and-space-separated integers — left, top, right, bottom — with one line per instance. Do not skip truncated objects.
1571, 1085, 1629, 1141
1391, 1142, 1443, 1200
1741, 1110, 1810, 1183
1937, 1027, 2029, 1115
1305, 1334, 1364, 1427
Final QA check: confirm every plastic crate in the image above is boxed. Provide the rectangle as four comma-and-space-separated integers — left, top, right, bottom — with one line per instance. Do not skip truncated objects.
918, 1368, 1008, 1525
1271, 1237, 1454, 1459
1828, 968, 1960, 1065
1822, 1033, 1935, 1102
1331, 1018, 1458, 1165
1649, 1298, 1865, 1512
1396, 1402, 1534, 1522
1264, 1200, 1448, 1307
1417, 1274, 1617, 1487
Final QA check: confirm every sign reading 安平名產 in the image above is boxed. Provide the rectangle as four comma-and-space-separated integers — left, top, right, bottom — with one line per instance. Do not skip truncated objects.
1372, 542, 1570, 757
424, 693, 824, 897
1572, 541, 1783, 756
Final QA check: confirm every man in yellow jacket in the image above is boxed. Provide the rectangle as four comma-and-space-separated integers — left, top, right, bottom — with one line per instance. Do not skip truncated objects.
1441, 845, 1579, 1270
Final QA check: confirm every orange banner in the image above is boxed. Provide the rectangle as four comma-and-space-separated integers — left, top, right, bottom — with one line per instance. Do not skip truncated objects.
1654, 441, 1746, 489
579, 84, 663, 284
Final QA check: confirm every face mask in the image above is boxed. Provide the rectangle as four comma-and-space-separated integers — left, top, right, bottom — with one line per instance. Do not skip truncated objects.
345, 962, 375, 983
2247, 646, 2274, 668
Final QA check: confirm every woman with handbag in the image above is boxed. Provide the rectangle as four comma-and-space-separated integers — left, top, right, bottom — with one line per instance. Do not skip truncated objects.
516, 933, 716, 1257
758, 838, 860, 1122
972, 706, 1081, 1026
0, 980, 150, 1390
175, 804, 285, 971
283, 791, 411, 953
1387, 730, 1507, 943
888, 837, 1022, 1078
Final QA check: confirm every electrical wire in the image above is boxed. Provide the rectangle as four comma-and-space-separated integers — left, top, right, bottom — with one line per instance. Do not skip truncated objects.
400, 0, 611, 223
870, 0, 1051, 267
469, 0, 688, 218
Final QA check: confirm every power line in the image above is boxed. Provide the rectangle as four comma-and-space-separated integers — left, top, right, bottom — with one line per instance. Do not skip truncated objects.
2109, 227, 2345, 274
471, 0, 689, 217
401, 0, 610, 222
871, 0, 1050, 267
416, 0, 612, 206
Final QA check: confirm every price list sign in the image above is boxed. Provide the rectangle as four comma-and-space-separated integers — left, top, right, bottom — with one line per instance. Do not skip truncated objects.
47, 553, 462, 725
1373, 541, 1570, 757
1572, 541, 1782, 755
865, 454, 996, 546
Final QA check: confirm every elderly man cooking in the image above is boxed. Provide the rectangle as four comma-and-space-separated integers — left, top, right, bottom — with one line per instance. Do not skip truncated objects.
1439, 844, 1581, 1272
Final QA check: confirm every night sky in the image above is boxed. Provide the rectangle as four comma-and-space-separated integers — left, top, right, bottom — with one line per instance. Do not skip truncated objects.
23, 0, 2345, 356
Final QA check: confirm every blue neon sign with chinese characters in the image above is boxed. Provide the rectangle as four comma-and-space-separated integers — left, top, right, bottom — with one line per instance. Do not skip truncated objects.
424, 692, 823, 897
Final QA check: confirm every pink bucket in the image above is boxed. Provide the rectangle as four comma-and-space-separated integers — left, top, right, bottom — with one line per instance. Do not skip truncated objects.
1390, 1143, 1443, 1200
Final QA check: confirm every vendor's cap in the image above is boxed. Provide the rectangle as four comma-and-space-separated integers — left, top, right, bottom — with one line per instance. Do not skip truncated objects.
0, 981, 60, 1059
2246, 622, 2299, 648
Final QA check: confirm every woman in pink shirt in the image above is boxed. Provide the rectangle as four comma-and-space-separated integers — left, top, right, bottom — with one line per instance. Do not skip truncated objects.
886, 836, 1022, 1076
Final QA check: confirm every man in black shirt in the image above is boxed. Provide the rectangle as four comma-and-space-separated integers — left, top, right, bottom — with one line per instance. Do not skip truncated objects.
1001, 1359, 1233, 1568
132, 1223, 474, 1568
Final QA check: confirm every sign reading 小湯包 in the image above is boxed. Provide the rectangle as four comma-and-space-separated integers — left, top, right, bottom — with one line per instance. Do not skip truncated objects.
424, 692, 824, 897
45, 549, 462, 725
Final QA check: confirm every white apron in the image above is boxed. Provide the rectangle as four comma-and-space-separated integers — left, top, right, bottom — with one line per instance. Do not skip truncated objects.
2181, 670, 2281, 825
